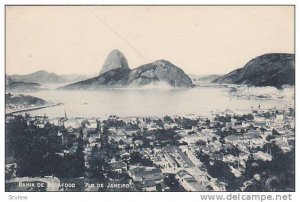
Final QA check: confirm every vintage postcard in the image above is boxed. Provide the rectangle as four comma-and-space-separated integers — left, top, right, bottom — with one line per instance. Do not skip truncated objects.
5, 5, 295, 193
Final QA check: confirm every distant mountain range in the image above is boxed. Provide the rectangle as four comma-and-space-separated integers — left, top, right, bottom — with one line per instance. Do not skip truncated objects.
8, 70, 93, 84
59, 49, 194, 90
212, 53, 295, 88
10, 70, 66, 84
188, 74, 220, 85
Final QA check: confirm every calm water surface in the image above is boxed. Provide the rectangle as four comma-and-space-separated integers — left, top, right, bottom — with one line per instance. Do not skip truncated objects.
17, 87, 293, 119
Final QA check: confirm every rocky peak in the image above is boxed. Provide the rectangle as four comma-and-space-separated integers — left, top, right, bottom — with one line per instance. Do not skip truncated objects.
128, 60, 194, 87
212, 53, 295, 88
100, 49, 130, 75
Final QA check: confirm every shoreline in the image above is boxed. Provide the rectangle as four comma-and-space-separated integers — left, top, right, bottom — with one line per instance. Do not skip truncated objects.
6, 103, 63, 115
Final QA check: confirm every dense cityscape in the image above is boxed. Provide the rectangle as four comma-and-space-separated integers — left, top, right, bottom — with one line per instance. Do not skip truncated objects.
5, 106, 295, 192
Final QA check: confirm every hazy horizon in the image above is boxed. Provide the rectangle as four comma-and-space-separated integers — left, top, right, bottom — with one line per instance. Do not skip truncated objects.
7, 69, 220, 77
6, 6, 294, 75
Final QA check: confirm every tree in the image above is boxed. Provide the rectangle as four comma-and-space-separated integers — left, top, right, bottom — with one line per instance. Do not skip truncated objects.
163, 116, 173, 124
6, 115, 86, 179
243, 145, 295, 191
130, 152, 142, 164
207, 160, 236, 187
266, 135, 275, 142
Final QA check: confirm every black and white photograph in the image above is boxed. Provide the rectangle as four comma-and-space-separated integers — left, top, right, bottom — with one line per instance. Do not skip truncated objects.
3, 3, 296, 197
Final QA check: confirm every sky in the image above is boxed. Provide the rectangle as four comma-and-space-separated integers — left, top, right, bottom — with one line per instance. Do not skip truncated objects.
6, 6, 294, 75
